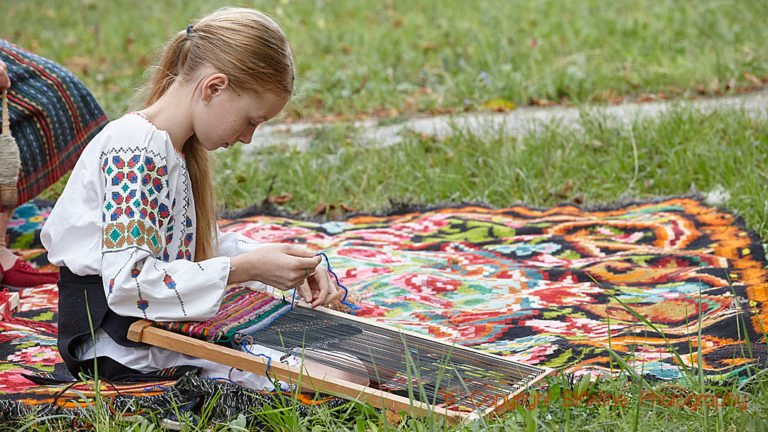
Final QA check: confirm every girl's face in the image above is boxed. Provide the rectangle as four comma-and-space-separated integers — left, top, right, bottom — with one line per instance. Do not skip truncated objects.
192, 75, 289, 151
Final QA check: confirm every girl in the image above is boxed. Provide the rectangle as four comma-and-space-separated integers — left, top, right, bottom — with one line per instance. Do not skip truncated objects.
41, 8, 343, 390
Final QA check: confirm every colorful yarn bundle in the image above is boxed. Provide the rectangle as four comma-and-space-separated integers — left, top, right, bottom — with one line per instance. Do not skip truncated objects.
157, 287, 291, 344
157, 253, 357, 347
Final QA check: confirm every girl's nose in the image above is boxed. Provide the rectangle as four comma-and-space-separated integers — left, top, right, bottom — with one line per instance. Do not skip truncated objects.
238, 126, 256, 144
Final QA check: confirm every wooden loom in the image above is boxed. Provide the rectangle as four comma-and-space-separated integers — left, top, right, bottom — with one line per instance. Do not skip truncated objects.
0, 291, 20, 319
128, 300, 552, 423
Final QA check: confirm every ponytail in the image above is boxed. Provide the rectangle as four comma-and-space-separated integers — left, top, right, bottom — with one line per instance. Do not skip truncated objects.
144, 32, 192, 106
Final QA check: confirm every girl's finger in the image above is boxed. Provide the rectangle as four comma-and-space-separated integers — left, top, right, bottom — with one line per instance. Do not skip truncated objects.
296, 281, 312, 303
283, 244, 318, 258
294, 256, 322, 274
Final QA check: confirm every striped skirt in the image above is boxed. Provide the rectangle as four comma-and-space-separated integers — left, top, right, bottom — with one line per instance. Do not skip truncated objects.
0, 39, 107, 209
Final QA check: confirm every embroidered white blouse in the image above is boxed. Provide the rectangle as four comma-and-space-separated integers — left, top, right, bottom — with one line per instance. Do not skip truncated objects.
42, 113, 265, 322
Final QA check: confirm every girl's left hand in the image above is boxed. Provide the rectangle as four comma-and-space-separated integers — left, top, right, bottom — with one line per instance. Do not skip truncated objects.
297, 264, 339, 308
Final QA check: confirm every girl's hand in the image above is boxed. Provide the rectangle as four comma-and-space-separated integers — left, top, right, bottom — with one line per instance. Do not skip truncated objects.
297, 264, 339, 308
0, 59, 10, 90
228, 244, 321, 291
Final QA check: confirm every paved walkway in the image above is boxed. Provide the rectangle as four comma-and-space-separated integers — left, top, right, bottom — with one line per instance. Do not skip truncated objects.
248, 90, 768, 152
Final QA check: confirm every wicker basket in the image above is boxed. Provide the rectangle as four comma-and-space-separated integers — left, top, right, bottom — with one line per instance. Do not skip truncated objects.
0, 89, 20, 209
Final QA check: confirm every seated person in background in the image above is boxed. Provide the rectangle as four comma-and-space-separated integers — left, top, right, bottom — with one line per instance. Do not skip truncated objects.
0, 40, 107, 289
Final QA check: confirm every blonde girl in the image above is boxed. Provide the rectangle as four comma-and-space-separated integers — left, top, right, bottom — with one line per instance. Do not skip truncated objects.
42, 8, 343, 389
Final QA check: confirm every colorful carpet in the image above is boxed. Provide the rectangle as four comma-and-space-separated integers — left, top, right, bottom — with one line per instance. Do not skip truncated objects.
219, 197, 768, 381
1, 196, 767, 425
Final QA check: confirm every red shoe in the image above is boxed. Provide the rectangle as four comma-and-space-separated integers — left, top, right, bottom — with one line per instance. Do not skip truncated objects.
0, 259, 60, 290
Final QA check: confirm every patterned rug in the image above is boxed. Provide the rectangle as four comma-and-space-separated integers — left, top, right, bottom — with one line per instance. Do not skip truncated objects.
1, 196, 767, 425
219, 196, 768, 381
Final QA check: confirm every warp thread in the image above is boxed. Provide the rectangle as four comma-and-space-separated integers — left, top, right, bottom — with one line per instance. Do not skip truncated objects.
239, 252, 357, 378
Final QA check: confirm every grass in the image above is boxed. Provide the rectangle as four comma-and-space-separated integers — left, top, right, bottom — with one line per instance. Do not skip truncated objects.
11, 348, 768, 431
215, 106, 768, 242
2, 0, 768, 430
2, 0, 768, 120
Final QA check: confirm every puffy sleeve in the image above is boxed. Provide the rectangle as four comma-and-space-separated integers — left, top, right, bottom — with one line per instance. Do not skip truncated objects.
99, 127, 230, 322
215, 228, 273, 292
216, 228, 265, 257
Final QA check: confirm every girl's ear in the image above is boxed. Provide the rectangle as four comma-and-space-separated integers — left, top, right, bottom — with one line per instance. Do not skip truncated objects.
201, 73, 229, 104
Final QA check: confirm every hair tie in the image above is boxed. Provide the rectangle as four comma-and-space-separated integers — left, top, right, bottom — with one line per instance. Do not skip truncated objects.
186, 24, 195, 39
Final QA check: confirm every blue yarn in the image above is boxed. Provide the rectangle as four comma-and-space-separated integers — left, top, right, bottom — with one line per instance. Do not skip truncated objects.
317, 252, 360, 311
204, 377, 240, 386
239, 289, 296, 377
241, 339, 273, 375
239, 252, 359, 378
142, 384, 171, 391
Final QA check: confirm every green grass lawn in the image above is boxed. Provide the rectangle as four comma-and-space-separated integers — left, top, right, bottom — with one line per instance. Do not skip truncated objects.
2, 1, 768, 430
216, 106, 768, 242
2, 0, 768, 120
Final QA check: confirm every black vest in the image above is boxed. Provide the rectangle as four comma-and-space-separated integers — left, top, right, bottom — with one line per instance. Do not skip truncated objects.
57, 266, 197, 381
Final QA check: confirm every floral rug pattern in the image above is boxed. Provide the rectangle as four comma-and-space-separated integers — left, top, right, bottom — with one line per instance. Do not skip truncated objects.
1, 197, 767, 424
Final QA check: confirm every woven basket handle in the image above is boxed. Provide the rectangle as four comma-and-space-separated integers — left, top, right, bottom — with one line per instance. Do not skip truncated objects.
1, 89, 8, 136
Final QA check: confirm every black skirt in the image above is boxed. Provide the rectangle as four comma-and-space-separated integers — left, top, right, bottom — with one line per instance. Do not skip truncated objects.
57, 266, 198, 382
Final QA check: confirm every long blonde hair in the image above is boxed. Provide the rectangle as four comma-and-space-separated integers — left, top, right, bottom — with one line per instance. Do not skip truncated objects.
142, 8, 294, 261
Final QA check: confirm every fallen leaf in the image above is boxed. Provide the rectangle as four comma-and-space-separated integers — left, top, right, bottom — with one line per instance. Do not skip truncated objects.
482, 98, 516, 112
312, 203, 330, 216
268, 193, 293, 204
384, 409, 402, 424
530, 96, 556, 107
312, 202, 357, 217
636, 93, 656, 102
744, 73, 763, 86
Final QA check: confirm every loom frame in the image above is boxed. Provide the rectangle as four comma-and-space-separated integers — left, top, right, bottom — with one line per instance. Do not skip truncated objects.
128, 303, 553, 423
0, 292, 19, 319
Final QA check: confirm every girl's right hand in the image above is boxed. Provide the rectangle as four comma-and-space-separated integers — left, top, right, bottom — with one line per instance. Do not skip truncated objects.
228, 243, 322, 292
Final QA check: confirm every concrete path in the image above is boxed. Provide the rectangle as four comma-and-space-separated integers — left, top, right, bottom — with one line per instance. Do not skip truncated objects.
248, 90, 768, 152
